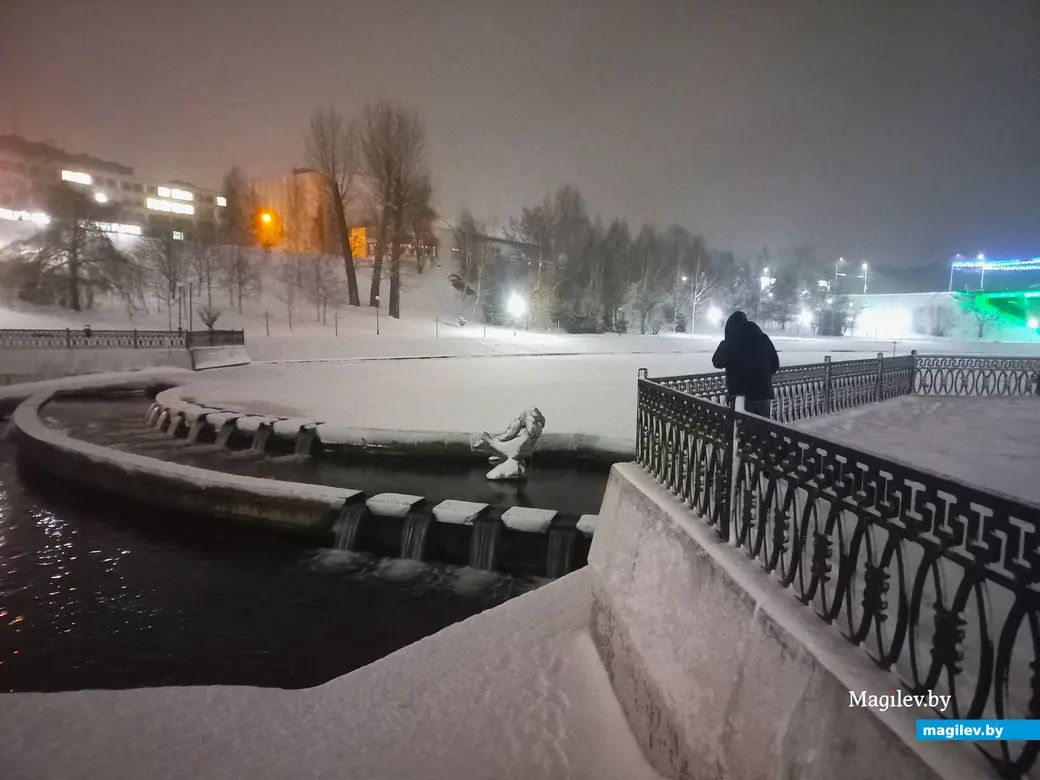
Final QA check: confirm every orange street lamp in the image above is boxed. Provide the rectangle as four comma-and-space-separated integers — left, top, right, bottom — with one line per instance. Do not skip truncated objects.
261, 212, 272, 224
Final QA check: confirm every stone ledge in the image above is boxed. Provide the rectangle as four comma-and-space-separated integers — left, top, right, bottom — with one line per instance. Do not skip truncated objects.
13, 390, 359, 535
587, 462, 993, 780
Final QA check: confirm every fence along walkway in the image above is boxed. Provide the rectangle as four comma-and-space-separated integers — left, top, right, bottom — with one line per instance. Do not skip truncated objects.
637, 353, 1040, 779
0, 329, 245, 350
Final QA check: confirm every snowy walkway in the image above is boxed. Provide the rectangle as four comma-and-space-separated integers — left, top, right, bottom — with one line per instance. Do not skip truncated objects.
1, 568, 664, 780
793, 395, 1040, 505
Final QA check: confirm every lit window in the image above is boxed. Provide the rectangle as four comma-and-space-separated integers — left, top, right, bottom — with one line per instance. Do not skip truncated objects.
157, 186, 171, 197
62, 170, 93, 185
94, 192, 108, 203
216, 196, 227, 207
170, 188, 193, 201
147, 198, 171, 212
172, 231, 185, 241
171, 202, 194, 215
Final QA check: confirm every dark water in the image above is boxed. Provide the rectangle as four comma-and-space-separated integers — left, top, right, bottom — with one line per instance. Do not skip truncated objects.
0, 441, 544, 693
42, 398, 610, 518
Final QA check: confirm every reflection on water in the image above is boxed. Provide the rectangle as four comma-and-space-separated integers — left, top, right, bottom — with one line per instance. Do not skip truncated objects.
0, 442, 543, 693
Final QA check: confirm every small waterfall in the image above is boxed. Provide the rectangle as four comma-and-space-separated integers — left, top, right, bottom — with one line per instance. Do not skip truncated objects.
186, 417, 207, 443
251, 426, 272, 452
214, 421, 236, 447
166, 415, 183, 438
294, 428, 317, 456
469, 520, 501, 571
145, 403, 160, 424
334, 504, 365, 550
546, 527, 577, 578
154, 410, 170, 432
399, 512, 431, 560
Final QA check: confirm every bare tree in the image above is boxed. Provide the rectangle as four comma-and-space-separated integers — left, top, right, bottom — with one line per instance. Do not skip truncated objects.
272, 253, 304, 330
137, 234, 184, 329
305, 107, 362, 307
359, 101, 432, 318
18, 183, 143, 311
967, 299, 1002, 340
630, 227, 670, 334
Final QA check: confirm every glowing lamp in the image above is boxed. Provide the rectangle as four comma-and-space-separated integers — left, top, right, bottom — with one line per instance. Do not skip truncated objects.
1028, 318, 1039, 330
707, 306, 723, 326
506, 293, 527, 318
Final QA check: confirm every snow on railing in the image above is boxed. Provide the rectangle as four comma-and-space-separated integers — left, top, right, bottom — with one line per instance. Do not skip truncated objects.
636, 356, 1040, 778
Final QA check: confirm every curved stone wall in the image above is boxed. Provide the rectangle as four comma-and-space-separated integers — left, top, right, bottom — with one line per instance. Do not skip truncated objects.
9, 379, 599, 578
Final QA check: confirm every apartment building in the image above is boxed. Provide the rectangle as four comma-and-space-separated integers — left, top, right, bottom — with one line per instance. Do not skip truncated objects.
0, 134, 225, 239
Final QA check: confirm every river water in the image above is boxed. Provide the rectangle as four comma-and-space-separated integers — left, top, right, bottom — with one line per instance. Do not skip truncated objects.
0, 440, 547, 693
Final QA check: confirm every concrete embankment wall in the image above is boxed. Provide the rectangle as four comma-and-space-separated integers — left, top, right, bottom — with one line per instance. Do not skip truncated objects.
587, 463, 991, 780
13, 391, 357, 533
1, 347, 194, 384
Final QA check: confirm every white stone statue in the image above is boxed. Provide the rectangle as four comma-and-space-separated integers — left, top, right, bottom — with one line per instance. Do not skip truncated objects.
478, 407, 545, 481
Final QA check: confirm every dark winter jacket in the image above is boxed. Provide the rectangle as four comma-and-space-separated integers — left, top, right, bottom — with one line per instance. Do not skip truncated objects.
711, 311, 780, 401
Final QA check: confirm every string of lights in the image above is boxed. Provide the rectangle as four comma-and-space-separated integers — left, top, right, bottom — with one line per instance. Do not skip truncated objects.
951, 256, 1040, 272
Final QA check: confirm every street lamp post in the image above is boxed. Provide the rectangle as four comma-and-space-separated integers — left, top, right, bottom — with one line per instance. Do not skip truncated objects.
977, 253, 986, 291
834, 257, 849, 292
375, 295, 380, 335
859, 262, 868, 294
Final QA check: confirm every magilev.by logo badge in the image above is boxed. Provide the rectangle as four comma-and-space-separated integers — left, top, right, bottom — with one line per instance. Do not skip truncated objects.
850, 689, 952, 713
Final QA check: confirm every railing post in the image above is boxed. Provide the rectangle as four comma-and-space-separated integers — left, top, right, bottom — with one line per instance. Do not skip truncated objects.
909, 349, 919, 395
636, 368, 649, 464
823, 356, 833, 414
65, 328, 71, 349
722, 394, 742, 543
132, 329, 138, 349
875, 352, 884, 402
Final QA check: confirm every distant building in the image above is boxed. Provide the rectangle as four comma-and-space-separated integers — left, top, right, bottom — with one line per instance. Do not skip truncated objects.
0, 134, 225, 240
250, 168, 368, 257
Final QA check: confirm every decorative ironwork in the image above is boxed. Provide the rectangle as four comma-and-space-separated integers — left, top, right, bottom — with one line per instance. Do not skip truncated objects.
638, 350, 1040, 776
915, 355, 1040, 397
637, 378, 733, 537
728, 411, 1040, 777
185, 330, 246, 349
0, 328, 245, 350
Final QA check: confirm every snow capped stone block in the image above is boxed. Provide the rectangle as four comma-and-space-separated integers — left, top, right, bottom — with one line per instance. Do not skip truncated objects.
431, 499, 488, 525
235, 416, 276, 433
272, 418, 318, 438
366, 493, 425, 518
190, 345, 251, 371
203, 412, 237, 428
501, 507, 557, 534
577, 514, 599, 536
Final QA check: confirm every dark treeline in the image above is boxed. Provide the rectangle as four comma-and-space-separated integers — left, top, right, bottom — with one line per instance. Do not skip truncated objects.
454, 184, 857, 335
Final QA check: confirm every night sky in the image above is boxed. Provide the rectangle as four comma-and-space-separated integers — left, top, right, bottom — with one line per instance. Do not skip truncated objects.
3, 0, 1038, 266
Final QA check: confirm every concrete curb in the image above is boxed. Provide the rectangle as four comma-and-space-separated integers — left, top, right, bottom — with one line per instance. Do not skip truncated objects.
13, 390, 362, 534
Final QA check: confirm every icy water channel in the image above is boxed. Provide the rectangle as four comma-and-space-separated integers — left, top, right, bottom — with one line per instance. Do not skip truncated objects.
44, 397, 611, 519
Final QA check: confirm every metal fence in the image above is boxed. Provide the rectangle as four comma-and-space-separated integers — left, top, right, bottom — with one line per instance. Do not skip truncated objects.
637, 353, 1040, 777
0, 328, 245, 350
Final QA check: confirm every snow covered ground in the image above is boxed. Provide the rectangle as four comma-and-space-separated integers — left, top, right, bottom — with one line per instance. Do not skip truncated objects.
793, 395, 1040, 505
174, 347, 892, 446
4, 256, 1039, 365
0, 568, 664, 780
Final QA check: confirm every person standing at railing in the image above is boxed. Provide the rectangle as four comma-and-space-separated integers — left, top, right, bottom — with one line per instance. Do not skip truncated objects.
711, 311, 779, 417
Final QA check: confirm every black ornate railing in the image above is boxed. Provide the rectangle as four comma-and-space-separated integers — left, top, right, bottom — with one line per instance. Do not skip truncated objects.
0, 328, 244, 350
638, 351, 1040, 777
915, 355, 1040, 397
